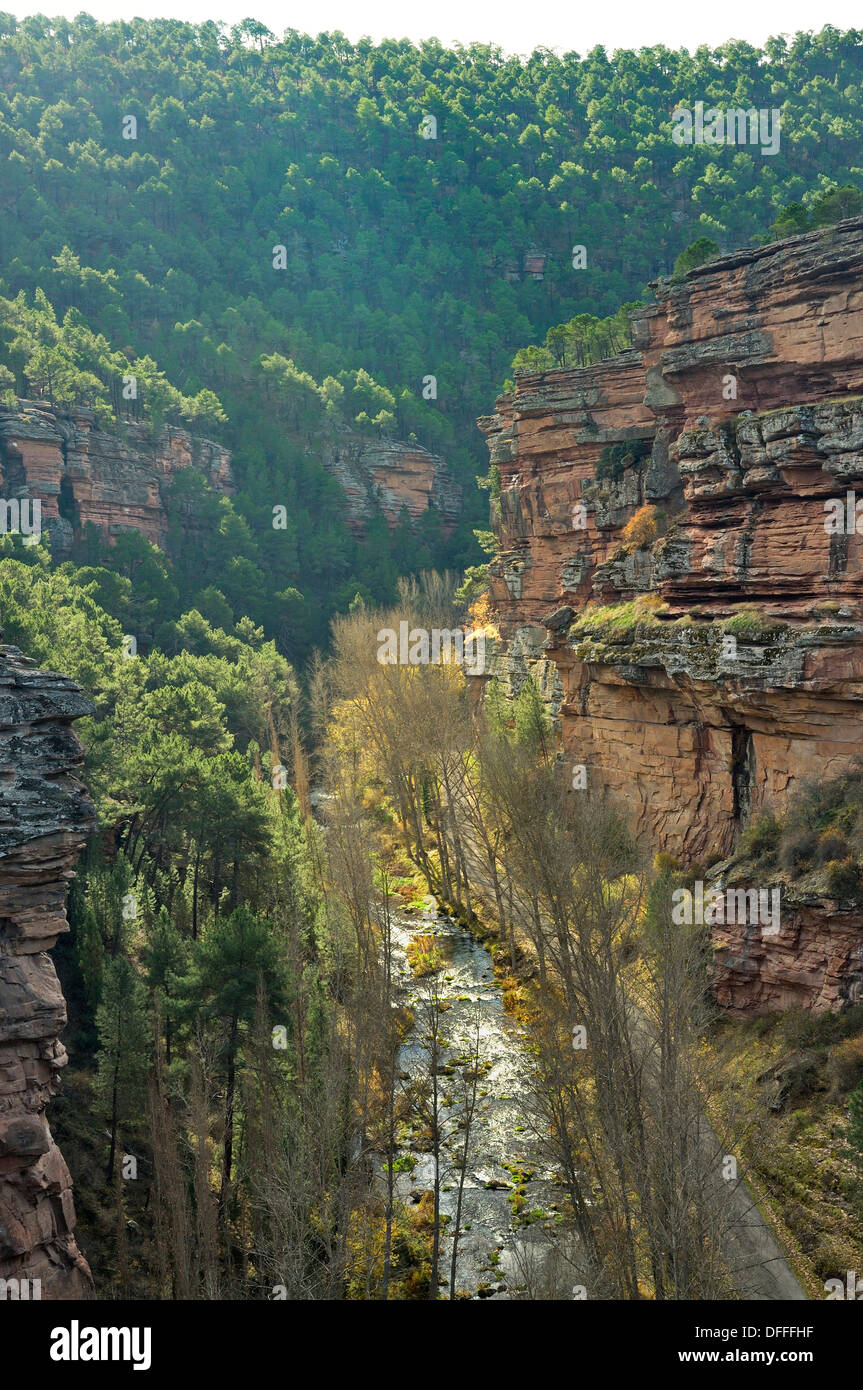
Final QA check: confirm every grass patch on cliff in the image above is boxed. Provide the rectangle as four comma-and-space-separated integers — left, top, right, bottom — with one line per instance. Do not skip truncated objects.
571, 594, 669, 640
572, 600, 791, 649
721, 606, 785, 641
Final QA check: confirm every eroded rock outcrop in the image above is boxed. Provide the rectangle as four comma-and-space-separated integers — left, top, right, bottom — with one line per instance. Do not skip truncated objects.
0, 642, 95, 1298
480, 216, 863, 1013
320, 429, 461, 536
712, 895, 863, 1014
0, 401, 234, 557
0, 400, 461, 552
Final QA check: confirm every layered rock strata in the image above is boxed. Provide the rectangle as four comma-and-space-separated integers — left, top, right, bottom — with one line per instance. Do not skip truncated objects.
480, 217, 863, 1012
0, 401, 233, 556
320, 429, 461, 536
712, 895, 863, 1014
0, 642, 96, 1298
0, 400, 461, 552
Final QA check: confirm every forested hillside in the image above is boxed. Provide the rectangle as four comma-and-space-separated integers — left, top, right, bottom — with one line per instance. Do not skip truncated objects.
3, 18, 863, 1309
2, 18, 863, 652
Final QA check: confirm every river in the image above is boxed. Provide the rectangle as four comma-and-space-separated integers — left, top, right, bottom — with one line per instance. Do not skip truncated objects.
390, 900, 571, 1299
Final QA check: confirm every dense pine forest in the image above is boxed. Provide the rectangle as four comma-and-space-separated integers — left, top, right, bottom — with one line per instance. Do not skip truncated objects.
2, 16, 863, 1306
3, 19, 863, 653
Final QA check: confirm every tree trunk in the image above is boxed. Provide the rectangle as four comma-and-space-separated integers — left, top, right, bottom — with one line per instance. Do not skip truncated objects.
220, 1016, 240, 1209
106, 1017, 121, 1182
192, 847, 201, 939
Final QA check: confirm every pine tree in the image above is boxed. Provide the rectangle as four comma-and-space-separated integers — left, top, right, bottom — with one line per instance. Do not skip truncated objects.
95, 956, 151, 1181
143, 909, 188, 1066
175, 906, 286, 1206
513, 675, 552, 759
483, 676, 510, 739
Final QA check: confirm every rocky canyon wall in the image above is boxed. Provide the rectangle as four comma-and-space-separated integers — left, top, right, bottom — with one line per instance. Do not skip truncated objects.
0, 401, 234, 557
480, 216, 863, 1014
0, 642, 95, 1298
0, 401, 460, 552
320, 430, 461, 536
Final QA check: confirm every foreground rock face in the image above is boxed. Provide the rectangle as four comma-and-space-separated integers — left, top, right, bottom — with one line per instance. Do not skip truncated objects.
712, 896, 863, 1015
0, 643, 95, 1298
480, 217, 863, 1013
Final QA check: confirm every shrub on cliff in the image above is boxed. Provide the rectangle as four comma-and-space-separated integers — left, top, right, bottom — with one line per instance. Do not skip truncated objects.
779, 828, 818, 877
653, 851, 682, 874
738, 810, 781, 862
478, 463, 502, 499
827, 1036, 863, 1095
783, 1003, 863, 1051
454, 563, 490, 608
740, 765, 863, 887
621, 504, 660, 551
823, 857, 861, 899
595, 439, 651, 482
785, 760, 863, 838
672, 237, 720, 279
818, 829, 850, 863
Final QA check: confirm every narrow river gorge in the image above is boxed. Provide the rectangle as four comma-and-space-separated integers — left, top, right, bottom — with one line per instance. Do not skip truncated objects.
390, 903, 573, 1299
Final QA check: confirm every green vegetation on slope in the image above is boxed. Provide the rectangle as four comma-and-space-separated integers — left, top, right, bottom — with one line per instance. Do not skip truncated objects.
3, 19, 863, 655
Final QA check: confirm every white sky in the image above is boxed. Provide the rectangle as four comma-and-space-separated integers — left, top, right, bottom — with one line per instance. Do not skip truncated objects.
5, 0, 862, 57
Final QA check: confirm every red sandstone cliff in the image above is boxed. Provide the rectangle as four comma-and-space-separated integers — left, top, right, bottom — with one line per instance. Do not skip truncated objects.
0, 642, 96, 1298
0, 402, 234, 556
0, 401, 460, 552
320, 429, 461, 536
479, 216, 863, 1015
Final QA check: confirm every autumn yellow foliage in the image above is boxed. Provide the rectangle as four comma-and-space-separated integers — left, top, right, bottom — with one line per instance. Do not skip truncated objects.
467, 592, 500, 640
621, 504, 659, 550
